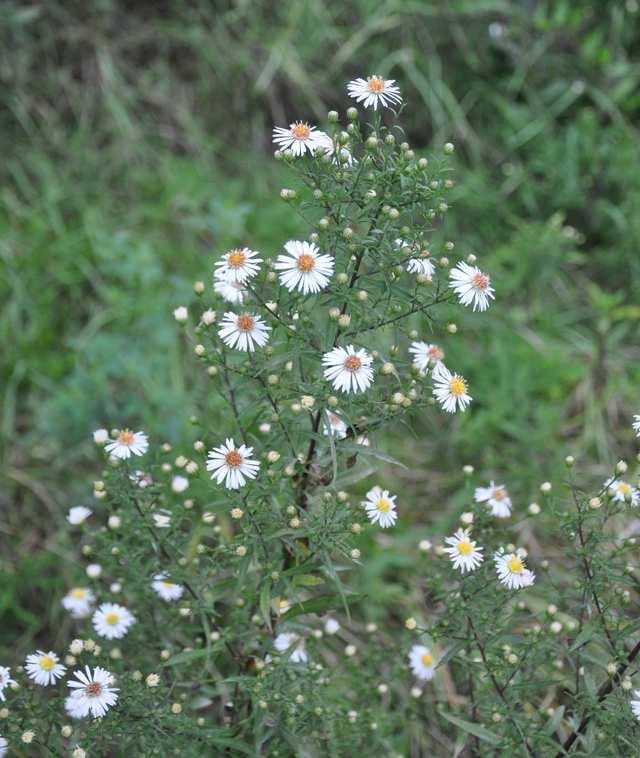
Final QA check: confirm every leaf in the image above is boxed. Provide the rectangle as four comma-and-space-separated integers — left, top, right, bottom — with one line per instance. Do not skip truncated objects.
439, 712, 500, 745
279, 594, 361, 621
259, 580, 272, 631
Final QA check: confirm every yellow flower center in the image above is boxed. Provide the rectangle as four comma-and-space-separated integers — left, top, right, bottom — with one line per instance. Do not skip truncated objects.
296, 253, 316, 272
105, 612, 120, 626
421, 652, 433, 667
227, 249, 247, 268
344, 355, 362, 372
163, 581, 174, 589
367, 76, 385, 93
71, 588, 86, 600
118, 430, 134, 445
457, 540, 473, 555
291, 122, 311, 140
507, 556, 524, 574
40, 656, 55, 671
472, 272, 489, 291
619, 482, 631, 495
224, 450, 244, 469
236, 314, 255, 332
449, 376, 467, 397
377, 498, 391, 513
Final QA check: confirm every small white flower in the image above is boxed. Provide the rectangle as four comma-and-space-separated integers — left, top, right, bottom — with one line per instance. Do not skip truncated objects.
92, 603, 135, 640
0, 667, 16, 701
214, 247, 262, 284
218, 311, 270, 352
62, 588, 96, 619
214, 269, 247, 304
152, 510, 172, 528
201, 309, 216, 326
65, 666, 118, 719
25, 650, 66, 686
272, 122, 330, 157
274, 240, 334, 295
443, 528, 484, 573
474, 481, 512, 518
171, 475, 189, 493
322, 345, 374, 394
323, 411, 348, 439
362, 486, 398, 528
409, 645, 436, 681
104, 429, 149, 459
604, 476, 640, 506
449, 261, 495, 312
324, 618, 340, 635
432, 363, 472, 413
151, 574, 184, 602
633, 415, 640, 438
494, 549, 535, 590
206, 438, 260, 490
93, 428, 109, 445
0, 736, 7, 756
630, 690, 640, 721
347, 75, 402, 110
86, 563, 102, 579
67, 506, 92, 526
323, 140, 355, 166
408, 341, 444, 375
131, 470, 153, 488
274, 633, 308, 663
396, 239, 435, 277
173, 306, 188, 322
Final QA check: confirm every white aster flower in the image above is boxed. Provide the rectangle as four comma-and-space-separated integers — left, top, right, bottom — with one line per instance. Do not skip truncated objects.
604, 476, 640, 506
62, 587, 96, 619
443, 528, 484, 573
449, 261, 495, 312
362, 486, 398, 528
432, 362, 472, 412
633, 415, 640, 438
104, 429, 149, 459
25, 650, 66, 686
347, 75, 402, 110
274, 240, 334, 295
214, 269, 247, 303
92, 603, 135, 640
322, 345, 374, 394
151, 574, 184, 602
206, 438, 260, 490
324, 618, 340, 635
630, 690, 640, 721
274, 633, 308, 663
323, 411, 348, 439
67, 506, 92, 526
396, 239, 436, 277
323, 139, 355, 166
272, 121, 330, 157
0, 667, 16, 701
474, 481, 512, 518
218, 311, 270, 352
408, 341, 444, 375
409, 645, 436, 681
171, 475, 189, 493
65, 666, 118, 719
494, 549, 535, 590
152, 509, 172, 528
214, 247, 262, 284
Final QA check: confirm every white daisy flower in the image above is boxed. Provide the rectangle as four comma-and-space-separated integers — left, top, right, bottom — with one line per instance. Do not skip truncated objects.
274, 633, 308, 663
604, 476, 640, 506
151, 574, 184, 602
65, 666, 118, 719
474, 481, 512, 518
630, 690, 640, 721
396, 239, 436, 277
218, 311, 270, 352
92, 603, 135, 640
104, 429, 149, 460
152, 509, 172, 528
494, 549, 535, 590
362, 486, 398, 528
62, 587, 96, 619
0, 667, 16, 701
214, 269, 247, 304
633, 415, 640, 438
274, 240, 334, 295
443, 528, 484, 573
347, 75, 402, 110
409, 645, 436, 681
322, 345, 374, 394
408, 341, 444, 375
449, 261, 495, 312
272, 122, 330, 157
206, 438, 260, 490
25, 650, 66, 686
214, 247, 262, 284
323, 411, 348, 439
432, 362, 472, 413
67, 506, 92, 526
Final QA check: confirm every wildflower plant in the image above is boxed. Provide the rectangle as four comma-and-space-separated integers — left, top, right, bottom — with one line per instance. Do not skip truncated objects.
3, 75, 640, 757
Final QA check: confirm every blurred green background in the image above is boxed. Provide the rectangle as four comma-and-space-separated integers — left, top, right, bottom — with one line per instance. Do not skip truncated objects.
1, 0, 639, 650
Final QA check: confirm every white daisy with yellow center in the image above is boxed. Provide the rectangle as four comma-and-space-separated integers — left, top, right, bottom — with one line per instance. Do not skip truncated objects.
62, 587, 96, 618
65, 665, 119, 719
347, 75, 402, 110
274, 632, 308, 664
274, 240, 334, 295
322, 345, 374, 394
408, 644, 436, 681
604, 476, 640, 506
449, 261, 495, 312
151, 573, 184, 602
474, 481, 512, 518
272, 121, 331, 157
443, 528, 484, 573
362, 485, 398, 528
92, 603, 135, 640
218, 311, 270, 352
214, 247, 262, 284
25, 650, 66, 686
494, 549, 535, 590
0, 667, 16, 702
206, 437, 260, 490
104, 429, 149, 460
432, 362, 472, 413
408, 341, 444, 375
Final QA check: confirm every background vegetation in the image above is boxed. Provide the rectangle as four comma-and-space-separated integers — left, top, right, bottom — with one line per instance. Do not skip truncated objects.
1, 0, 639, 698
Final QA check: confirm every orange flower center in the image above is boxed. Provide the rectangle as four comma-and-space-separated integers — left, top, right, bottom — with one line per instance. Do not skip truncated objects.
344, 355, 362, 372
473, 272, 489, 291
297, 253, 316, 272
449, 376, 467, 397
291, 122, 311, 140
427, 346, 443, 361
457, 540, 473, 555
419, 250, 431, 258
367, 76, 385, 93
227, 249, 247, 268
225, 450, 243, 469
118, 430, 134, 445
86, 682, 103, 697
492, 488, 506, 501
236, 314, 255, 332
507, 556, 524, 574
